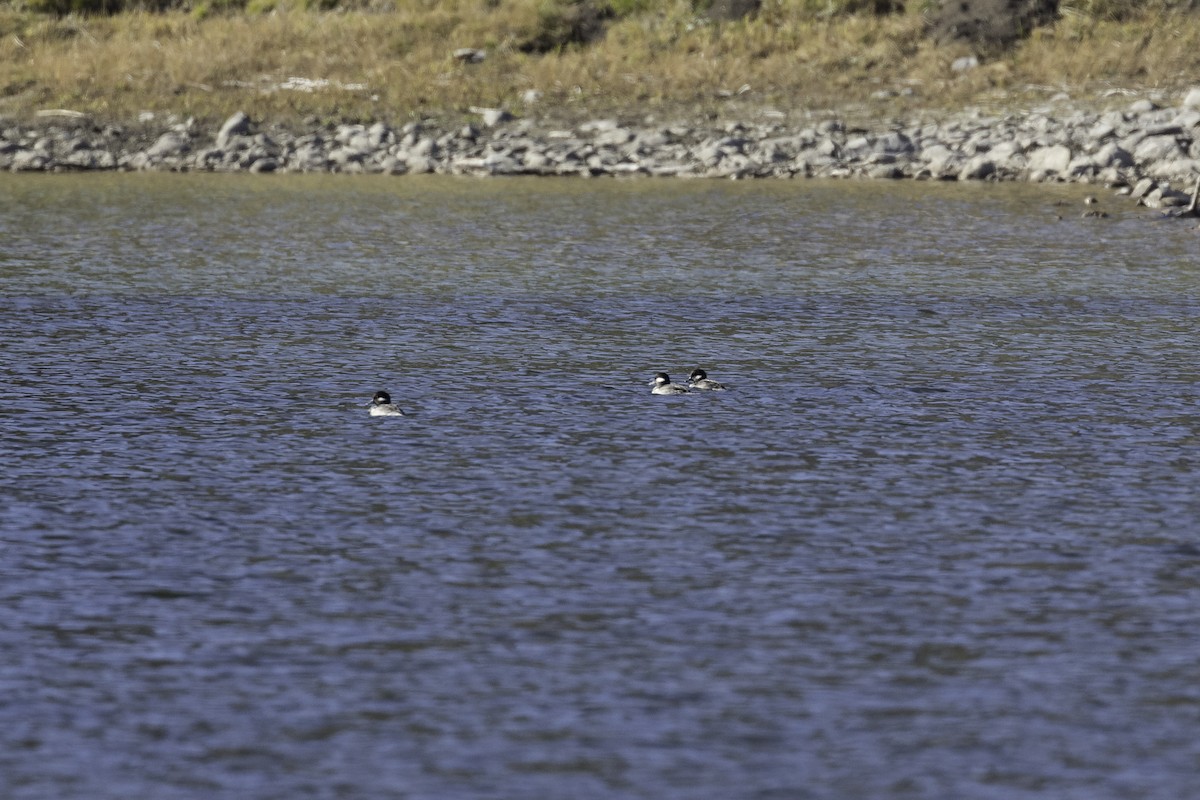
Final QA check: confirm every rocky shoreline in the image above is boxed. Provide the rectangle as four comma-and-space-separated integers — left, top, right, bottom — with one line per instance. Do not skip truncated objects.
5, 89, 1200, 211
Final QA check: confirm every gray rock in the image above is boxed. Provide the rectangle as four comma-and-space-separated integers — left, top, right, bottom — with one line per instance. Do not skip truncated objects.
368, 122, 392, 147
816, 119, 844, 136
217, 111, 251, 150
634, 130, 671, 150
1133, 135, 1184, 163
1143, 123, 1183, 138
521, 150, 552, 171
874, 131, 915, 155
814, 138, 840, 158
1148, 158, 1200, 181
1088, 120, 1117, 141
329, 147, 365, 169
345, 131, 375, 155
11, 149, 49, 171
867, 164, 905, 180
579, 118, 619, 134
594, 127, 635, 147
988, 139, 1025, 166
1143, 185, 1193, 208
1182, 87, 1200, 109
406, 155, 437, 174
492, 153, 527, 174
959, 156, 995, 180
377, 155, 408, 175
289, 144, 328, 172
1026, 144, 1071, 175
1065, 154, 1097, 179
62, 149, 116, 170
842, 135, 872, 159
1093, 142, 1133, 169
1129, 178, 1157, 199
452, 48, 486, 63
1173, 109, 1200, 130
921, 143, 962, 176
146, 131, 190, 158
409, 136, 439, 158
693, 142, 723, 167
473, 107, 513, 127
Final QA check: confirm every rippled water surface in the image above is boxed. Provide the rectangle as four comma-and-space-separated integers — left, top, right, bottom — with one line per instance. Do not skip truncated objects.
3, 174, 1200, 799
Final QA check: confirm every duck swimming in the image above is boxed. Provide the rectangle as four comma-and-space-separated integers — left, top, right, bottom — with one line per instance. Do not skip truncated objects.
687, 368, 727, 391
367, 390, 405, 416
649, 372, 689, 395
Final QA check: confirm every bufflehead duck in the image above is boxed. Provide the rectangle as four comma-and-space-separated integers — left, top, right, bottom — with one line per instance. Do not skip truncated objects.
687, 368, 727, 391
649, 372, 689, 395
367, 390, 405, 416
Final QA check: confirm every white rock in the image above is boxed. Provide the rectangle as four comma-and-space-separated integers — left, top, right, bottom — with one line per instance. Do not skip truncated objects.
216, 111, 250, 150
1129, 177, 1157, 199
1148, 159, 1200, 181
921, 143, 962, 175
1133, 135, 1184, 163
145, 131, 189, 158
469, 107, 512, 127
594, 127, 635, 147
959, 156, 995, 180
1093, 142, 1133, 168
1026, 144, 1072, 174
874, 131, 914, 155
452, 48, 486, 63
579, 119, 619, 133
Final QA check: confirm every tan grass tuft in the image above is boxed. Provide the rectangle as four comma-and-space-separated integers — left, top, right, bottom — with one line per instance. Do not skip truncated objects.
0, 2, 1198, 125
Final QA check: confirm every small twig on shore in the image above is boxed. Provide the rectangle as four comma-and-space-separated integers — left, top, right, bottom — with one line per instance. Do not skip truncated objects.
1187, 175, 1200, 216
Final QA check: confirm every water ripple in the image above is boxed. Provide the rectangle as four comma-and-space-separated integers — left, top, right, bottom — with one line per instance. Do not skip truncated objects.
3, 176, 1200, 799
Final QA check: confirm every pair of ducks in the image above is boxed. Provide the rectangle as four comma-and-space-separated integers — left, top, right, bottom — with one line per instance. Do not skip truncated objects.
368, 367, 726, 415
650, 368, 726, 395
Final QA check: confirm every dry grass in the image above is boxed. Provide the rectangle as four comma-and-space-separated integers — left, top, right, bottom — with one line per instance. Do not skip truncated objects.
1, 2, 1199, 126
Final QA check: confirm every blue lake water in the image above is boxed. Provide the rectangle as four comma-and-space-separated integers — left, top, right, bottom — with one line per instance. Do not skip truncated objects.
3, 173, 1200, 798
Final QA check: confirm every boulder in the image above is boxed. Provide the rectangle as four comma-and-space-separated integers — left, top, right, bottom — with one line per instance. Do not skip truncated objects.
1133, 135, 1184, 164
452, 48, 486, 64
920, 143, 963, 176
145, 131, 190, 159
1129, 177, 1156, 200
10, 149, 49, 171
959, 155, 996, 180
1092, 142, 1133, 169
1143, 186, 1193, 208
1026, 144, 1071, 174
216, 111, 251, 150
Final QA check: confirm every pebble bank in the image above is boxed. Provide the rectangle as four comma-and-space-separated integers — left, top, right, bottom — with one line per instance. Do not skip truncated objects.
5, 88, 1200, 211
